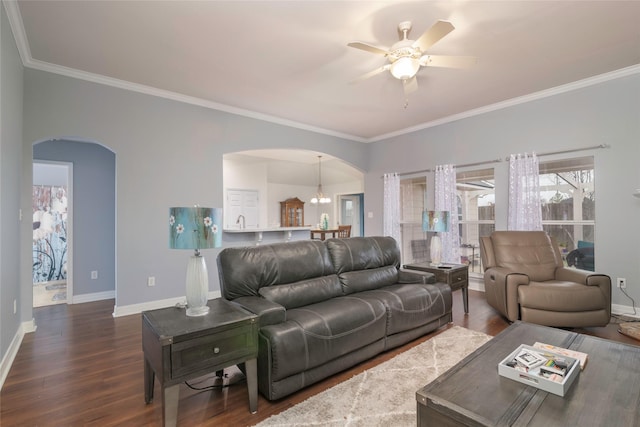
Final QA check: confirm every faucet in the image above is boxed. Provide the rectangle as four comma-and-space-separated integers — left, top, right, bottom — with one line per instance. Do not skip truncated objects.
236, 214, 245, 229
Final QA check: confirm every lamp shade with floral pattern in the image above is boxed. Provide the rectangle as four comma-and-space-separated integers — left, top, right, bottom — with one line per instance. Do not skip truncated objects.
169, 207, 222, 250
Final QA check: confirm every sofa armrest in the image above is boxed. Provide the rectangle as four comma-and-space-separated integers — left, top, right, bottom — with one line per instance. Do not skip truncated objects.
230, 296, 286, 326
398, 269, 436, 284
484, 267, 529, 322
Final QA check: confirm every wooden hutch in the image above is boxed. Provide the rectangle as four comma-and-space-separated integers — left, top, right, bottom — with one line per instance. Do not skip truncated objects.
280, 197, 305, 227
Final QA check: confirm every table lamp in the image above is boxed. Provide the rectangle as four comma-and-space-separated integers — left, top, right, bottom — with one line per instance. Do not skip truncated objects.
422, 210, 450, 266
169, 206, 222, 316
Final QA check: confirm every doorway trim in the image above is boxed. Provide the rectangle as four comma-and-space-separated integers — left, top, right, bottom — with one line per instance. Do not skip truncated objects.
337, 193, 364, 237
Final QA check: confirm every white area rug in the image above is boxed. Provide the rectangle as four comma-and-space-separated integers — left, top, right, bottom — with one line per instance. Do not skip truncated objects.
254, 326, 492, 427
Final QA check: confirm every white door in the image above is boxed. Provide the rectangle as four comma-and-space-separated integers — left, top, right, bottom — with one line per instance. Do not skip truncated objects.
339, 194, 362, 237
226, 190, 259, 228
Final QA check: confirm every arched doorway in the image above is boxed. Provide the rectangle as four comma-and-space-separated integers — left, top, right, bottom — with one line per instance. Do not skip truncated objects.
223, 149, 364, 235
32, 139, 116, 306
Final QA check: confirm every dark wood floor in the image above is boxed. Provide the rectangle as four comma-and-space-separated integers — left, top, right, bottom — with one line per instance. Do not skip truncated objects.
1, 290, 637, 426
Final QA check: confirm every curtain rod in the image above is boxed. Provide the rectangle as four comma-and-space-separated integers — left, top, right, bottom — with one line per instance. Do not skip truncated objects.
391, 144, 610, 178
396, 158, 502, 177
504, 143, 610, 161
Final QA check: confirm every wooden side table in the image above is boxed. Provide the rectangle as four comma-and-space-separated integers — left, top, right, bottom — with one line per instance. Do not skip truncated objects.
403, 263, 469, 313
142, 298, 258, 426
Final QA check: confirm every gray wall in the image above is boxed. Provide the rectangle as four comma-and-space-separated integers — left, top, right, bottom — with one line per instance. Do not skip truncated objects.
1, 2, 24, 365
365, 73, 640, 310
34, 140, 116, 297
22, 68, 368, 312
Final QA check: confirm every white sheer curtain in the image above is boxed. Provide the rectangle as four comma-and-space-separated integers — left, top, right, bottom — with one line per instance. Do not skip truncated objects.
434, 165, 460, 264
508, 152, 542, 230
383, 173, 401, 243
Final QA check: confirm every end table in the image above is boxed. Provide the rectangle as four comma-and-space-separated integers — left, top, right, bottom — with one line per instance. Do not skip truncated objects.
403, 262, 469, 313
142, 298, 258, 426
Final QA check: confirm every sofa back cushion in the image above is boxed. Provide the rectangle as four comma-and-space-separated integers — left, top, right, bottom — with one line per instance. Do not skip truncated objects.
217, 240, 335, 300
258, 275, 342, 309
326, 236, 401, 294
489, 231, 560, 281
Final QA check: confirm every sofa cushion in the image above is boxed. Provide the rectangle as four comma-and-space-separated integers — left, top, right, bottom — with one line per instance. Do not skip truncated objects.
339, 265, 399, 294
258, 275, 343, 309
355, 282, 452, 335
326, 236, 400, 274
519, 281, 608, 312
490, 231, 559, 282
261, 296, 387, 381
217, 240, 334, 300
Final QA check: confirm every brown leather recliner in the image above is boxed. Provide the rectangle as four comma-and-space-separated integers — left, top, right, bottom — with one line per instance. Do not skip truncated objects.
480, 231, 611, 327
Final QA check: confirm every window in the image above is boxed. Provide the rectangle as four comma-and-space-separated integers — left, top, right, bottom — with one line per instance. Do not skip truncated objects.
399, 177, 427, 264
457, 168, 495, 274
539, 157, 595, 270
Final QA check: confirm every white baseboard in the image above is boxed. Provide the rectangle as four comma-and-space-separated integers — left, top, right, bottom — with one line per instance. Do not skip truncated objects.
612, 303, 640, 319
71, 290, 115, 304
112, 290, 222, 317
0, 319, 37, 391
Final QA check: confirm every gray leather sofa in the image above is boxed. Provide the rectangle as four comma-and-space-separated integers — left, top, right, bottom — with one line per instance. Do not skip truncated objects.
217, 236, 452, 400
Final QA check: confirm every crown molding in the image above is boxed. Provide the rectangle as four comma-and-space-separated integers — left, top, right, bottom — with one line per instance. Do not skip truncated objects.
370, 64, 640, 142
5, 0, 640, 144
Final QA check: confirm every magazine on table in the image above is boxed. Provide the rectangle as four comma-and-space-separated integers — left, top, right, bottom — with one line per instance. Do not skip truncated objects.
533, 342, 588, 370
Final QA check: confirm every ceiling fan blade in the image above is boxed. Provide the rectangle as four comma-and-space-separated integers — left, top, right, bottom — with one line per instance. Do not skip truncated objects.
413, 20, 455, 52
349, 65, 391, 84
403, 76, 418, 96
347, 41, 391, 56
420, 55, 478, 69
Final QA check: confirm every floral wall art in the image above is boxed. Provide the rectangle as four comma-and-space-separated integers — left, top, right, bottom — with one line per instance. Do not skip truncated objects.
32, 185, 68, 283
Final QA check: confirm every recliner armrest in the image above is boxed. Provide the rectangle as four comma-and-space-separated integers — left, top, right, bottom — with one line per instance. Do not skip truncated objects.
398, 269, 436, 284
555, 267, 611, 317
555, 267, 609, 286
484, 267, 529, 322
229, 296, 286, 326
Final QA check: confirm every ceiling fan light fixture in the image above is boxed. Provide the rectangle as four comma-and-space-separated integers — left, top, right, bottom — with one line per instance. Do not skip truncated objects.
390, 57, 420, 80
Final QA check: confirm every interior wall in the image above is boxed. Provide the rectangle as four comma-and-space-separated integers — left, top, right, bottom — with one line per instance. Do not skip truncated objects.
365, 72, 640, 311
22, 68, 368, 312
1, 1, 24, 370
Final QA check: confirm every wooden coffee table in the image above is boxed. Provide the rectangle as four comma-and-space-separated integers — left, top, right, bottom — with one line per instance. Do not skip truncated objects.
416, 321, 640, 426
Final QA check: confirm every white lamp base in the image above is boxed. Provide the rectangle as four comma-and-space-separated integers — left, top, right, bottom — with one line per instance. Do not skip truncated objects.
430, 234, 442, 266
185, 254, 210, 317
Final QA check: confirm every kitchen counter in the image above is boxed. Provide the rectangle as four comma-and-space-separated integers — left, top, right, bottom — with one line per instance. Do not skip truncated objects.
223, 226, 312, 245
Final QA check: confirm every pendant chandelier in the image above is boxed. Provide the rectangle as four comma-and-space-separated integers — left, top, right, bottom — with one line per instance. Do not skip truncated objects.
310, 156, 330, 204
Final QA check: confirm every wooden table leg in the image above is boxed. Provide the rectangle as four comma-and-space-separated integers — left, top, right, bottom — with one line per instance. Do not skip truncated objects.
144, 358, 154, 403
163, 384, 180, 427
245, 358, 258, 414
462, 286, 469, 314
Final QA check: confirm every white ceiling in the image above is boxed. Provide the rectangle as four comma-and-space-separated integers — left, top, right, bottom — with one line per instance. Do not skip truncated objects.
7, 1, 640, 142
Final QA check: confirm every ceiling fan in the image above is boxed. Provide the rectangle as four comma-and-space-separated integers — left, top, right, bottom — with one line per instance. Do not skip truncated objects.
347, 20, 476, 102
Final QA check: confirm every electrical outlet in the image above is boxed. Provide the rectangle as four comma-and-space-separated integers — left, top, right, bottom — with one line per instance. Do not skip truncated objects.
13, 299, 17, 314
617, 278, 627, 288
91, 270, 98, 280
147, 276, 156, 287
